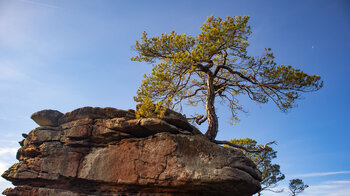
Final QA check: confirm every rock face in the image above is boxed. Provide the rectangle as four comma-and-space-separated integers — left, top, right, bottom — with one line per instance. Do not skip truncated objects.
2, 107, 261, 196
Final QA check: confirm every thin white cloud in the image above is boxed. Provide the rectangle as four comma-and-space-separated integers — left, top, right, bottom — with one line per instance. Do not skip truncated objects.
0, 160, 14, 192
20, 0, 60, 9
0, 162, 9, 182
0, 61, 27, 81
0, 0, 58, 52
0, 148, 17, 156
327, 180, 350, 184
0, 147, 17, 187
302, 181, 350, 196
293, 171, 350, 178
260, 181, 350, 196
0, 60, 39, 92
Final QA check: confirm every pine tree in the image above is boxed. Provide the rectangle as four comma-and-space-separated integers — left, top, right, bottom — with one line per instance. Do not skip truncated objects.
132, 15, 323, 141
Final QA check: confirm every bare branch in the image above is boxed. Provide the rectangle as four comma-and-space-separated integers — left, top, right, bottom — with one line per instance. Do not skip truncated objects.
196, 115, 207, 125
183, 87, 206, 99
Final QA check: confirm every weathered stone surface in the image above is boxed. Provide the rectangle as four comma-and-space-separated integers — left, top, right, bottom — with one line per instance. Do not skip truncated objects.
27, 128, 62, 144
135, 104, 200, 134
2, 106, 261, 196
58, 107, 134, 124
94, 118, 152, 137
161, 109, 195, 133
60, 118, 94, 130
78, 133, 260, 192
31, 109, 63, 126
3, 186, 82, 196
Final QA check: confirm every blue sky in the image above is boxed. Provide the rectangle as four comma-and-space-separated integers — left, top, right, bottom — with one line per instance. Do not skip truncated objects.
0, 0, 349, 195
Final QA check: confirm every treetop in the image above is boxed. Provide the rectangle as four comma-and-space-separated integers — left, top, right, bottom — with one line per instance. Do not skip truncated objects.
132, 15, 323, 140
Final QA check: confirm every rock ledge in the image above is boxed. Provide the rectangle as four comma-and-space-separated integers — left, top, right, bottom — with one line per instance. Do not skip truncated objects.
2, 107, 261, 196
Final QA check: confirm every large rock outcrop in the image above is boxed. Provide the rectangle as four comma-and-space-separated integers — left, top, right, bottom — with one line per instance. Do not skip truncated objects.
2, 107, 261, 195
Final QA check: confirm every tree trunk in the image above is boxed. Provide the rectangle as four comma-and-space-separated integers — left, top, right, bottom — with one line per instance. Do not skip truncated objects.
204, 73, 218, 141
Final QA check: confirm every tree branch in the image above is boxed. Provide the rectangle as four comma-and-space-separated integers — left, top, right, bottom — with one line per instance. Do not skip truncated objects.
214, 140, 276, 153
183, 87, 206, 99
196, 115, 207, 125
214, 65, 257, 86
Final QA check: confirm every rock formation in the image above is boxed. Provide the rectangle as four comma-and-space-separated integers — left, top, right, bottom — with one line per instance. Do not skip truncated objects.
2, 107, 261, 196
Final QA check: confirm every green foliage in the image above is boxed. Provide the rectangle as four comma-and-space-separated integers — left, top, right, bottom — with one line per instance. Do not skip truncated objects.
289, 179, 309, 196
228, 138, 285, 195
132, 15, 323, 139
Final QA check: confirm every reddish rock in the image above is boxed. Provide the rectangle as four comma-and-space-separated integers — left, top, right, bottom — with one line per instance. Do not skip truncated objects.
64, 125, 92, 139
3, 186, 82, 196
94, 118, 152, 137
2, 107, 261, 196
60, 118, 94, 130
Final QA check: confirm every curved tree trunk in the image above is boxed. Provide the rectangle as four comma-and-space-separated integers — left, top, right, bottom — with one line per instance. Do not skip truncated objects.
204, 73, 218, 141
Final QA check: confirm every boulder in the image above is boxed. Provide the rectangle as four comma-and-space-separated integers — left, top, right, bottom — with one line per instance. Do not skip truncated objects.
58, 107, 134, 124
30, 110, 63, 126
2, 107, 261, 196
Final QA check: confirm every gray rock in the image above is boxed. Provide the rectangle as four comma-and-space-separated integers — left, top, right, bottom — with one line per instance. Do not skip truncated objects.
58, 107, 133, 124
31, 110, 63, 127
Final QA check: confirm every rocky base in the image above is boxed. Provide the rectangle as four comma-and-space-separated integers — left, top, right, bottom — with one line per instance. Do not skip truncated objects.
2, 107, 261, 195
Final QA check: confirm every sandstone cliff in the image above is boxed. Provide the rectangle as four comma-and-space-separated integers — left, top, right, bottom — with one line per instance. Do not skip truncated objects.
2, 107, 261, 195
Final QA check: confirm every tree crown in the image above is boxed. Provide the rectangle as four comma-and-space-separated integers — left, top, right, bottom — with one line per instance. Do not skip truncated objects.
132, 15, 322, 139
289, 178, 309, 196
